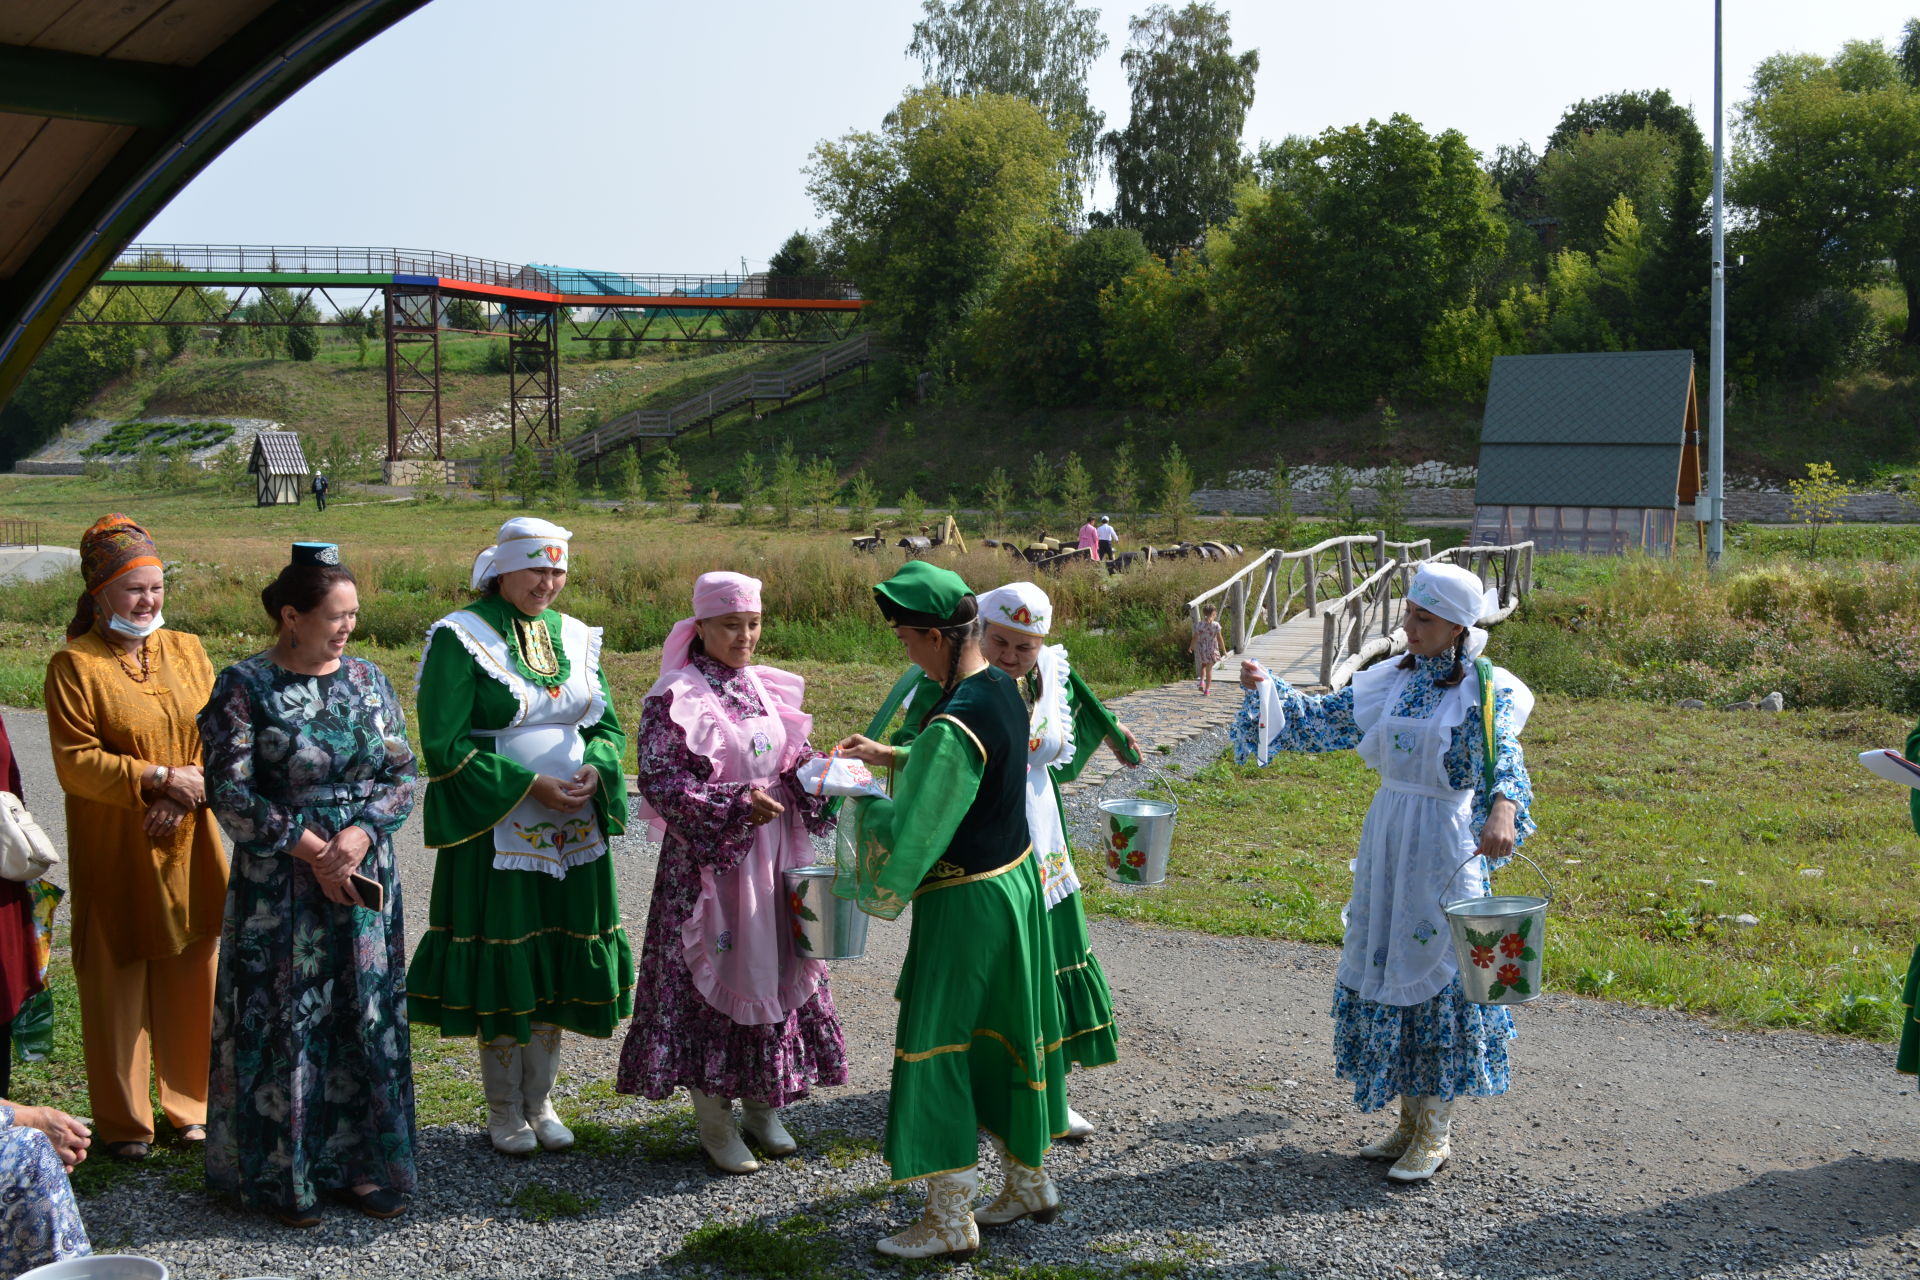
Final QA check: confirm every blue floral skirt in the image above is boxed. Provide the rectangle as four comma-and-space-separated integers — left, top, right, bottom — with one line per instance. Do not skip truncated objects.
1331, 977, 1515, 1112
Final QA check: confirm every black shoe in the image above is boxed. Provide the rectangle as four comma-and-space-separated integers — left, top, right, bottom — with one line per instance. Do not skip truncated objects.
273, 1204, 322, 1229
332, 1185, 407, 1219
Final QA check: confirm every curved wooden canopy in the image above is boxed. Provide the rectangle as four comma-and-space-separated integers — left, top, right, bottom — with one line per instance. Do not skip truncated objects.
0, 0, 431, 407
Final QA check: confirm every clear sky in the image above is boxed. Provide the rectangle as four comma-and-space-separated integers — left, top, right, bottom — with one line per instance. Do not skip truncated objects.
134, 0, 1919, 274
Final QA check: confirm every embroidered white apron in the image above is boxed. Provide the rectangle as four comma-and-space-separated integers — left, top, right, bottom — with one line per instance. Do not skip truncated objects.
673, 665, 827, 1025
1340, 665, 1486, 1007
428, 609, 609, 879
1024, 646, 1082, 909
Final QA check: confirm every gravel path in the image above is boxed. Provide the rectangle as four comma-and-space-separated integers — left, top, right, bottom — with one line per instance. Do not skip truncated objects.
9, 709, 1920, 1279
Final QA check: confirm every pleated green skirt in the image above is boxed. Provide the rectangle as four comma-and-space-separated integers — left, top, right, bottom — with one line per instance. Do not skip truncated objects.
1899, 938, 1920, 1076
406, 836, 634, 1044
886, 854, 1068, 1182
1049, 888, 1119, 1069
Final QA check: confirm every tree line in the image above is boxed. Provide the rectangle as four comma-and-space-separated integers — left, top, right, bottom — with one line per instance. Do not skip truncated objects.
795, 1, 1920, 416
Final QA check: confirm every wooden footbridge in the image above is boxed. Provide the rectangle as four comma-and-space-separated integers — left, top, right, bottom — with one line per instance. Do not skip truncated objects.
1187, 535, 1536, 692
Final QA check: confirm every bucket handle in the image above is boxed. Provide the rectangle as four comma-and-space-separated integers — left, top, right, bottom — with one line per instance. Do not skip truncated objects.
1093, 759, 1179, 813
1440, 850, 1554, 914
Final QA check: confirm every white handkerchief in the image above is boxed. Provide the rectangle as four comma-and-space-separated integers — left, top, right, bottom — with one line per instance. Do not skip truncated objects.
797, 755, 889, 799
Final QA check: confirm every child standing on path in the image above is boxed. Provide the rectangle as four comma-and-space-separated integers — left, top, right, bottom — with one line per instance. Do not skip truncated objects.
1189, 604, 1223, 695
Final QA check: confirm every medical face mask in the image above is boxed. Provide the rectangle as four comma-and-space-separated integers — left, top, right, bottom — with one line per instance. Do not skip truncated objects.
106, 610, 165, 640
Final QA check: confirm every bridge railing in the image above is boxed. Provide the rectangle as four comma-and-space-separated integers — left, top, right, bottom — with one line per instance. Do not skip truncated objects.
1185, 533, 1433, 661
1314, 540, 1536, 688
111, 244, 859, 301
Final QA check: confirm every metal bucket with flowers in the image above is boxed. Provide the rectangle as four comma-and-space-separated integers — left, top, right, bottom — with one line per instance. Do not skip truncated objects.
1441, 851, 1553, 1004
1095, 766, 1178, 887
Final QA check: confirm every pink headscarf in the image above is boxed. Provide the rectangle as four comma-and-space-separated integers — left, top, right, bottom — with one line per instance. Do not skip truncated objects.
660, 571, 764, 675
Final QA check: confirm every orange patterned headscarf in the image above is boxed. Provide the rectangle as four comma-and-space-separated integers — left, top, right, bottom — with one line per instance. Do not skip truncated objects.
67, 514, 161, 638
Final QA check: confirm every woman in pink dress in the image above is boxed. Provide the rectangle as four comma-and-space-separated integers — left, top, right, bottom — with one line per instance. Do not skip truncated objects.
614, 572, 846, 1173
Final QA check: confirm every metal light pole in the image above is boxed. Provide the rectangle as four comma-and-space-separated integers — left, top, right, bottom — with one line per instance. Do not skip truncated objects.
1708, 0, 1727, 563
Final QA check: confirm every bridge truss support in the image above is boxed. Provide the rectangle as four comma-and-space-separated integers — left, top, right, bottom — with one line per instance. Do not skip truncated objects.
385, 286, 443, 462
507, 304, 559, 452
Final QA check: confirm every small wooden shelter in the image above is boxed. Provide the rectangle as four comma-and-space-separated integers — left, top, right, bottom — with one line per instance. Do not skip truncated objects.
248, 431, 311, 507
1471, 350, 1702, 555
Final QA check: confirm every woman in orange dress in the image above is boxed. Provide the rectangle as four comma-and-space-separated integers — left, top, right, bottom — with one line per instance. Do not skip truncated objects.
43, 515, 228, 1160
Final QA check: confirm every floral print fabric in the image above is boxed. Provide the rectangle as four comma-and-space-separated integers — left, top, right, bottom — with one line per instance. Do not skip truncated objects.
0, 1106, 89, 1276
198, 655, 419, 1211
616, 654, 847, 1106
1230, 653, 1534, 1111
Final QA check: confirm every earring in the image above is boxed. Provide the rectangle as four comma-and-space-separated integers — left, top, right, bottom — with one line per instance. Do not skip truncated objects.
289, 634, 299, 651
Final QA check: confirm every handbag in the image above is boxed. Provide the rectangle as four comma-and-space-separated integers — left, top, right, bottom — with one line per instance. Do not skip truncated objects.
0, 791, 59, 882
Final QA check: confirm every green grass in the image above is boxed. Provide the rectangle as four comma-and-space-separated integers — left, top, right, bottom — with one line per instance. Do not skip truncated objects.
671, 1214, 839, 1279
567, 1107, 703, 1162
503, 1180, 602, 1221
1090, 696, 1920, 1039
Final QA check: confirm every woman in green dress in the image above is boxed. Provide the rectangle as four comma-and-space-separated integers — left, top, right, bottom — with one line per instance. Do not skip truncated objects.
406, 517, 632, 1155
834, 561, 1069, 1261
198, 543, 419, 1225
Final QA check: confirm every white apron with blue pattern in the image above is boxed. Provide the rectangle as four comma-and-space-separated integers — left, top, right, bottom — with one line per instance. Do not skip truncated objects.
1341, 663, 1485, 1007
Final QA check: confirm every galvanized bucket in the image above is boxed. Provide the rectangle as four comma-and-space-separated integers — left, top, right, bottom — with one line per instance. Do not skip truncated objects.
1441, 852, 1553, 1005
1095, 765, 1178, 887
784, 865, 868, 961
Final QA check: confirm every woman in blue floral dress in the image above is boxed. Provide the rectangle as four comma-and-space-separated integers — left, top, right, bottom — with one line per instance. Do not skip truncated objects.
0, 1100, 91, 1274
1232, 563, 1535, 1183
197, 544, 419, 1226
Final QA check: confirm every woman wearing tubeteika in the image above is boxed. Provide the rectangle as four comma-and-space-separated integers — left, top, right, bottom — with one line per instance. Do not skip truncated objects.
198, 543, 419, 1224
406, 517, 632, 1157
835, 562, 1068, 1261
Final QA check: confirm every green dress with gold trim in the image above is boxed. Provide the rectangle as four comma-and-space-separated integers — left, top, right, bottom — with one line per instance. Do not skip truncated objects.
865, 664, 1131, 1069
406, 592, 634, 1042
1899, 715, 1920, 1075
839, 665, 1069, 1180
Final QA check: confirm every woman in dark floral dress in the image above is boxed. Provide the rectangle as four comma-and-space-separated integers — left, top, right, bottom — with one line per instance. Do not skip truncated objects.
615, 571, 845, 1174
197, 544, 419, 1227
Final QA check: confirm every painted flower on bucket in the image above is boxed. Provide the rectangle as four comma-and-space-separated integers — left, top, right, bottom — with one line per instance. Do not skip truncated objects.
1470, 943, 1495, 969
1500, 932, 1527, 958
1496, 963, 1522, 986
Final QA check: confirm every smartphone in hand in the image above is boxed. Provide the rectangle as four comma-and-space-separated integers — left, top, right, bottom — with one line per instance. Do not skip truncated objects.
347, 872, 385, 912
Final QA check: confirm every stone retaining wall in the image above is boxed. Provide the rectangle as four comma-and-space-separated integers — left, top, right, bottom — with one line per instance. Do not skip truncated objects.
1192, 487, 1918, 523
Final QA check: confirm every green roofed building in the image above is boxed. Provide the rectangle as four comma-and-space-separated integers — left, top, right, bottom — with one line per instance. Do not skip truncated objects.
1472, 350, 1703, 555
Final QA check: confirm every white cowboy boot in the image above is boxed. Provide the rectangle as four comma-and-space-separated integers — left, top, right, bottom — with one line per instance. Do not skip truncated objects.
874, 1167, 980, 1260
688, 1087, 760, 1174
975, 1134, 1063, 1227
1063, 1106, 1095, 1141
740, 1100, 798, 1157
1387, 1096, 1454, 1182
1358, 1097, 1419, 1160
478, 1038, 536, 1155
520, 1024, 574, 1151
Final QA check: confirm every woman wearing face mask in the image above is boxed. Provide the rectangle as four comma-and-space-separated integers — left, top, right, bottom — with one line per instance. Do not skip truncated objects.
406, 518, 632, 1158
42, 515, 228, 1161
1234, 562, 1536, 1184
197, 543, 419, 1226
614, 572, 845, 1174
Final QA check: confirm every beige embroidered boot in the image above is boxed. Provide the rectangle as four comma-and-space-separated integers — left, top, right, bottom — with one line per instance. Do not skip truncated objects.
874, 1167, 980, 1260
1386, 1096, 1454, 1182
740, 1100, 798, 1157
688, 1087, 760, 1174
478, 1037, 536, 1155
520, 1024, 573, 1151
975, 1134, 1063, 1227
1358, 1097, 1419, 1160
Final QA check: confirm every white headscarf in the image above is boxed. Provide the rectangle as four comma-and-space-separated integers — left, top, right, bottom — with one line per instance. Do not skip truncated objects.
470, 516, 572, 590
1407, 562, 1499, 660
976, 581, 1053, 637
